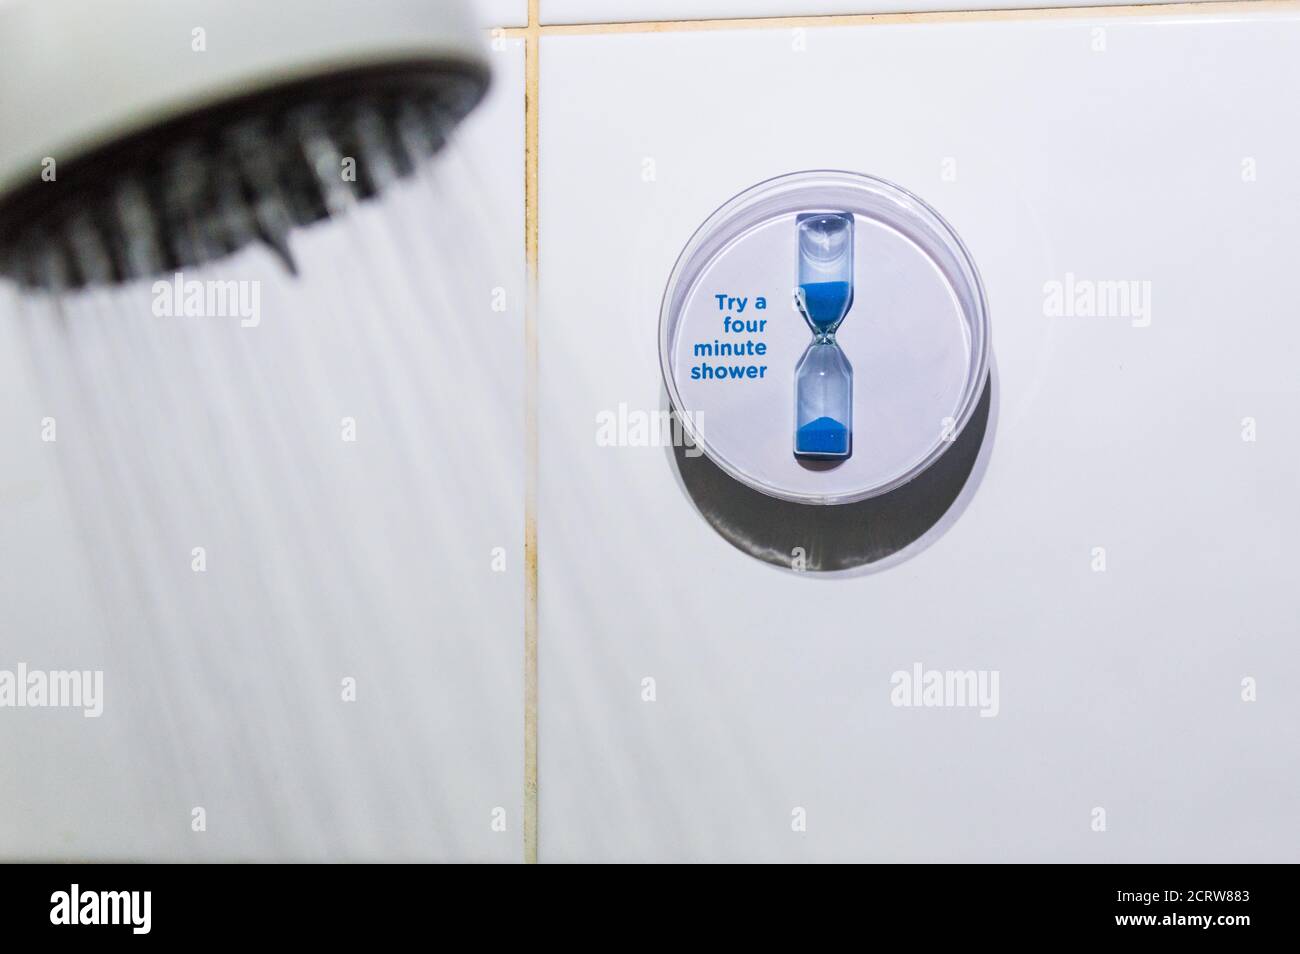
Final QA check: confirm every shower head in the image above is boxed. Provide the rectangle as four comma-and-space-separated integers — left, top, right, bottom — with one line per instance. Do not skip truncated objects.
0, 0, 490, 290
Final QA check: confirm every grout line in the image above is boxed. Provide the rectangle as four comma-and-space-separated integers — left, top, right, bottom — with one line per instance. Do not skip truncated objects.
497, 0, 1294, 35
523, 0, 541, 868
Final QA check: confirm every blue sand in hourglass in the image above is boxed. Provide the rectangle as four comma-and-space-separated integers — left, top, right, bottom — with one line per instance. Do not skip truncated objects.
799, 280, 853, 334
794, 338, 853, 458
794, 212, 855, 460
797, 415, 850, 455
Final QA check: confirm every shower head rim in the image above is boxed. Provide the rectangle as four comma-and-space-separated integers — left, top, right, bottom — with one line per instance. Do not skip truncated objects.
0, 0, 489, 203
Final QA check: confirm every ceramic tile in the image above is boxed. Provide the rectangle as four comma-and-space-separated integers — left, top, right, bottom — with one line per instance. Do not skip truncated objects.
475, 0, 529, 27
538, 13, 1300, 861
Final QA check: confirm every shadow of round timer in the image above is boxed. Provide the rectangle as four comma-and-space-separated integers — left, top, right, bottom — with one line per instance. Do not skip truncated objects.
670, 373, 993, 572
659, 171, 993, 572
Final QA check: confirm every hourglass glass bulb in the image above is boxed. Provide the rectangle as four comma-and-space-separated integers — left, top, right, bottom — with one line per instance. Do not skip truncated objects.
797, 212, 854, 336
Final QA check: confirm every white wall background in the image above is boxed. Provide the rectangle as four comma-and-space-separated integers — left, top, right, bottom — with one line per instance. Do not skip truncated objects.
537, 9, 1300, 861
1, 0, 1296, 863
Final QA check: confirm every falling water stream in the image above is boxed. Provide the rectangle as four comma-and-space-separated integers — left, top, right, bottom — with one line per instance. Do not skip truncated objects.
1, 147, 523, 860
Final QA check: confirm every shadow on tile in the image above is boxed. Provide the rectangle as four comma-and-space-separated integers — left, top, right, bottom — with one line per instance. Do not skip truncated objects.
667, 367, 996, 574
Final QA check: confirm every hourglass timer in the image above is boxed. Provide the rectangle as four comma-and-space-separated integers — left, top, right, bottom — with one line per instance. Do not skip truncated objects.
793, 212, 855, 460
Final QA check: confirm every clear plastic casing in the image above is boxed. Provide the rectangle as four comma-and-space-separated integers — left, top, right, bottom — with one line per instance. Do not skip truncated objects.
660, 170, 990, 506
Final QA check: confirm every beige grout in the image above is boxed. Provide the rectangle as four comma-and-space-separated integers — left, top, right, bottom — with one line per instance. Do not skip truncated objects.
498, 0, 1294, 36
522, 0, 540, 867
508, 0, 1292, 867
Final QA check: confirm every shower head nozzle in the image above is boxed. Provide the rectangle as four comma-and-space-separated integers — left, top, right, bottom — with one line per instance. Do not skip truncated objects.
0, 0, 491, 290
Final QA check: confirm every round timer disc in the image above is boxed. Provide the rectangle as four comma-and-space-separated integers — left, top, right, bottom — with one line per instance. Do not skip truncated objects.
659, 170, 990, 506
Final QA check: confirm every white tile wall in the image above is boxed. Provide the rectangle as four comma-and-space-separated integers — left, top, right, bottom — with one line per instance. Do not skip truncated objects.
475, 0, 529, 28
4, 0, 1295, 865
538, 13, 1300, 861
